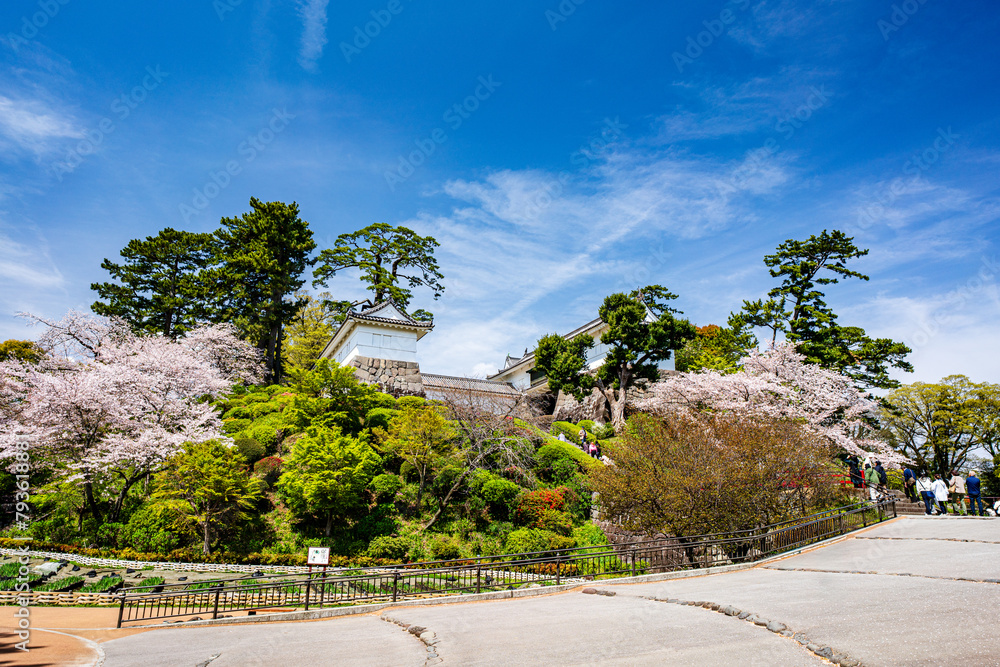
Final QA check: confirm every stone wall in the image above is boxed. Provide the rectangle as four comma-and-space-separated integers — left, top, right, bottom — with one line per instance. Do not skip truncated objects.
349, 355, 424, 396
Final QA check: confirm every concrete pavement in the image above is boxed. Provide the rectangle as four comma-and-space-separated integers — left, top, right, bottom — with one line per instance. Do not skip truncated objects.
78, 517, 1000, 665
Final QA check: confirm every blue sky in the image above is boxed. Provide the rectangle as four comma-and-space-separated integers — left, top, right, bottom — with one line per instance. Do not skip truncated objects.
1, 0, 998, 384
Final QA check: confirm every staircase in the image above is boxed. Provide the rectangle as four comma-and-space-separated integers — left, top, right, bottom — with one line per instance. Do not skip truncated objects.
886, 490, 927, 515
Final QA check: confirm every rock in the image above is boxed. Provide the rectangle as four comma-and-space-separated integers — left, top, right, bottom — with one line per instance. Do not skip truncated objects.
419, 631, 436, 642
722, 606, 739, 616
33, 562, 61, 577
793, 633, 809, 645
126, 568, 135, 574
766, 621, 786, 633
834, 655, 859, 667
708, 603, 720, 611
738, 611, 751, 620
753, 617, 768, 627
71, 565, 80, 572
582, 587, 597, 594
595, 590, 616, 597
814, 647, 834, 659
85, 570, 97, 578
408, 626, 427, 635
780, 630, 794, 638
178, 576, 188, 581
806, 643, 820, 653
189, 616, 202, 622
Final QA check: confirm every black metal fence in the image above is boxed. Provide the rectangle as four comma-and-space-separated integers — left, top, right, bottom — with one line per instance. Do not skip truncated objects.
116, 499, 895, 627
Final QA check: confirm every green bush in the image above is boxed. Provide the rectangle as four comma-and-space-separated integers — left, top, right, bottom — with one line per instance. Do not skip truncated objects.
536, 509, 574, 536
234, 436, 267, 463
550, 421, 590, 441
504, 528, 573, 554
370, 474, 403, 502
594, 423, 616, 440
365, 407, 399, 431
366, 535, 409, 560
224, 406, 252, 420
367, 393, 398, 410
253, 457, 283, 487
480, 478, 521, 520
247, 424, 279, 450
578, 420, 596, 433
396, 396, 426, 410
429, 535, 462, 561
572, 523, 609, 548
248, 401, 283, 419
222, 418, 251, 435
121, 503, 181, 553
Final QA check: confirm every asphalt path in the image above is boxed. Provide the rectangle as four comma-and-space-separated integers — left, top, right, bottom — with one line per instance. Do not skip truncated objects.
99, 516, 999, 666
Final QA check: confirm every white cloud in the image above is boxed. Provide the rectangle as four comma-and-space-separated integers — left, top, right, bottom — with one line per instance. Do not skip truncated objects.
296, 0, 330, 72
0, 94, 81, 157
0, 231, 64, 290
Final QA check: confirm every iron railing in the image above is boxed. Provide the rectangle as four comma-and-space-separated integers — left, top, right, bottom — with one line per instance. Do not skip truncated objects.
116, 498, 894, 627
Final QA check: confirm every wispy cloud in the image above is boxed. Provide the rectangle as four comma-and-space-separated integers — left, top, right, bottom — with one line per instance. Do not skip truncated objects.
0, 228, 64, 290
296, 0, 330, 72
0, 94, 81, 158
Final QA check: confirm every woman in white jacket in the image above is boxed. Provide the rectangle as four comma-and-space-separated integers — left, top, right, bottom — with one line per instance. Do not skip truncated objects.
930, 474, 950, 515
916, 475, 934, 515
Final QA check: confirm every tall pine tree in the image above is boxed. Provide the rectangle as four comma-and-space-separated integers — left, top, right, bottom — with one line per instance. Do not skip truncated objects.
91, 228, 216, 338
212, 198, 316, 383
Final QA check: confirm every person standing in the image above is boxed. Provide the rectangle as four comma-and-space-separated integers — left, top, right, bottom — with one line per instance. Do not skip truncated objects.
916, 475, 934, 515
931, 474, 950, 515
846, 455, 862, 488
949, 470, 967, 515
865, 463, 881, 501
966, 471, 984, 516
903, 467, 917, 502
875, 461, 888, 494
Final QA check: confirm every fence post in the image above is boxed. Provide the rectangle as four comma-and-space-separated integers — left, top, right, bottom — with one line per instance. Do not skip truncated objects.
392, 572, 400, 602
116, 592, 126, 628
556, 558, 561, 586
892, 498, 897, 518
630, 548, 636, 577
212, 586, 221, 620
304, 574, 312, 611
475, 565, 481, 594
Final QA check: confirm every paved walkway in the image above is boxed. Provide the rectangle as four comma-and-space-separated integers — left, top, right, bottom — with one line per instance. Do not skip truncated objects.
5, 516, 997, 666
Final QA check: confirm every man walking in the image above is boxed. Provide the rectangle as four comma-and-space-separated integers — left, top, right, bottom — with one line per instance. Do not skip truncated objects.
865, 463, 881, 501
875, 461, 888, 495
931, 474, 950, 515
916, 474, 934, 515
949, 470, 968, 515
966, 471, 984, 516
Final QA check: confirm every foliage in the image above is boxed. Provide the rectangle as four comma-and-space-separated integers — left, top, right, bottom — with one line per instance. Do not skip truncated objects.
253, 457, 283, 487
366, 535, 410, 560
370, 473, 403, 502
375, 406, 456, 510
504, 528, 573, 554
428, 534, 463, 560
277, 426, 381, 536
365, 407, 399, 431
593, 413, 844, 537
480, 476, 521, 521
396, 395, 425, 409
514, 487, 574, 527
675, 316, 757, 374
550, 421, 591, 442
120, 503, 183, 553
91, 228, 216, 339
234, 435, 267, 463
638, 341, 901, 463
153, 439, 264, 554
312, 222, 445, 319
79, 576, 123, 594
880, 376, 1000, 476
34, 576, 85, 592
0, 340, 44, 364
535, 286, 696, 430
740, 229, 911, 389
282, 292, 340, 375
212, 198, 317, 383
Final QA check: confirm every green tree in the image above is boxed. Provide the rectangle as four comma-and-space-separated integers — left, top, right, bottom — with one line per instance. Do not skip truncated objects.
0, 340, 44, 363
152, 439, 264, 554
283, 359, 388, 435
880, 376, 1000, 476
213, 199, 316, 383
675, 315, 757, 373
312, 222, 444, 320
91, 228, 216, 338
741, 229, 911, 389
283, 292, 339, 375
535, 286, 696, 431
277, 426, 381, 536
375, 406, 456, 510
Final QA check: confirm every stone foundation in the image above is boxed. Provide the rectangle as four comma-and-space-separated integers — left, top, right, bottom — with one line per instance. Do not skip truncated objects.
349, 356, 424, 396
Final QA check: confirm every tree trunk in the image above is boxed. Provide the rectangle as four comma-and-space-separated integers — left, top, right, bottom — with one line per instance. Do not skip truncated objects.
325, 510, 333, 537
83, 481, 102, 524
202, 521, 211, 554
423, 470, 471, 530
609, 392, 627, 432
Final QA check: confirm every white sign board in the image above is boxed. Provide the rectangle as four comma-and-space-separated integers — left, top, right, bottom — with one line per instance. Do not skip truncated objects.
307, 547, 330, 566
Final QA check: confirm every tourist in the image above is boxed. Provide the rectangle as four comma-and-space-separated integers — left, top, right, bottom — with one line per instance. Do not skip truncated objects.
557, 432, 568, 443
966, 471, 984, 516
578, 428, 587, 448
948, 470, 967, 515
847, 455, 862, 488
903, 467, 917, 502
875, 460, 888, 493
931, 474, 950, 515
864, 463, 880, 501
588, 441, 599, 458
916, 475, 934, 514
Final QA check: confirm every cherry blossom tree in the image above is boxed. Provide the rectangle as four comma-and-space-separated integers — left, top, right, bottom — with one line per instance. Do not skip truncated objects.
0, 311, 264, 525
636, 342, 906, 465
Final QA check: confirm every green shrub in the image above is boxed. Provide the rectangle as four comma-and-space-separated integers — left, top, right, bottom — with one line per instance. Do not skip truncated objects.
247, 424, 279, 450
234, 436, 267, 463
248, 401, 283, 419
242, 393, 270, 404
224, 406, 252, 420
121, 503, 181, 553
367, 393, 398, 410
370, 474, 403, 502
365, 407, 399, 431
396, 396, 426, 410
429, 535, 462, 561
504, 528, 573, 554
572, 523, 608, 548
96, 522, 124, 548
366, 535, 409, 560
34, 576, 83, 592
550, 421, 589, 441
594, 423, 616, 440
222, 418, 251, 435
578, 420, 596, 433
538, 439, 598, 470
80, 576, 123, 594
536, 509, 574, 536
480, 478, 521, 520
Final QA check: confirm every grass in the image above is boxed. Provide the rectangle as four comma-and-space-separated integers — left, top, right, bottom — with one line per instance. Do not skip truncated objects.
33, 576, 84, 592
79, 576, 123, 594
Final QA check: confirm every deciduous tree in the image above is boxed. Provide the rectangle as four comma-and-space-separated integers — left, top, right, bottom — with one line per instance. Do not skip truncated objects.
375, 406, 456, 510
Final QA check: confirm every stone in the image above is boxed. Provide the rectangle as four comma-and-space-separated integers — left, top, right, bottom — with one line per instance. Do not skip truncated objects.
722, 606, 738, 616
738, 611, 751, 620
582, 588, 597, 595
419, 631, 436, 642
834, 656, 859, 667
408, 626, 426, 635
753, 617, 768, 627
806, 644, 820, 653
793, 633, 809, 645
814, 647, 834, 659
766, 621, 786, 633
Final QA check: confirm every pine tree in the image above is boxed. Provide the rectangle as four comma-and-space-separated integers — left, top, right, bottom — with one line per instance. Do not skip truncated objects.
212, 198, 316, 383
91, 228, 215, 338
